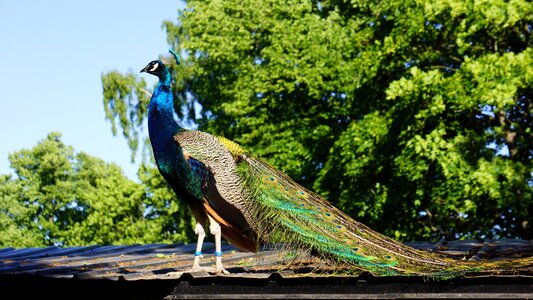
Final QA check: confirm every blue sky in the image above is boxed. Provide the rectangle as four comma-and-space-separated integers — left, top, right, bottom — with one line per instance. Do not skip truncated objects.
0, 0, 184, 180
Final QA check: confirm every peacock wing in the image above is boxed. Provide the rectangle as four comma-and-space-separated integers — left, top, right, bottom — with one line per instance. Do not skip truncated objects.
174, 131, 258, 252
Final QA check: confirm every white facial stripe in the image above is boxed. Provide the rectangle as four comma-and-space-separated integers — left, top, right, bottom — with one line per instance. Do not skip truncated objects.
149, 63, 159, 72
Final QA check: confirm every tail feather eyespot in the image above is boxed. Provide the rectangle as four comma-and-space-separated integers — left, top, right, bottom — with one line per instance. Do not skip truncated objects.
295, 190, 306, 198
352, 247, 365, 255
323, 212, 335, 220
383, 255, 398, 264
263, 176, 278, 184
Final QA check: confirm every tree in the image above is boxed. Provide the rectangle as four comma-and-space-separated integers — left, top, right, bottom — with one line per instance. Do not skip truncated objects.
0, 133, 194, 247
102, 0, 532, 241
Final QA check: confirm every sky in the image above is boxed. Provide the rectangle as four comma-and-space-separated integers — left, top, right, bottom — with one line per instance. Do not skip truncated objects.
0, 0, 184, 180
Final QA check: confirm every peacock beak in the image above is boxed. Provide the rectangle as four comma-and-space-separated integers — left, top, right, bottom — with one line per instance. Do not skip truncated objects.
140, 65, 149, 73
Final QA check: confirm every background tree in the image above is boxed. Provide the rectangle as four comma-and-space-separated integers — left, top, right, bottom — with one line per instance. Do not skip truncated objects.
102, 0, 532, 241
0, 133, 194, 247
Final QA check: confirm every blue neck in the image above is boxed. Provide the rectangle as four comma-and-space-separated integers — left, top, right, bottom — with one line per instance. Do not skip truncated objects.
148, 70, 181, 136
148, 68, 185, 176
147, 65, 203, 203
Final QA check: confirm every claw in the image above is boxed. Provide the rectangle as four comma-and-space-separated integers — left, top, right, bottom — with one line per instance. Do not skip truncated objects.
166, 265, 230, 276
217, 268, 230, 275
166, 271, 184, 277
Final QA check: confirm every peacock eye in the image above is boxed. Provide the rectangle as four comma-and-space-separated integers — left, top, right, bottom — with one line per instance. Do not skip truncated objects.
149, 62, 159, 72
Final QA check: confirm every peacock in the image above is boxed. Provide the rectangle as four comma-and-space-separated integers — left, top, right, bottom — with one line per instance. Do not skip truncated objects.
140, 50, 533, 277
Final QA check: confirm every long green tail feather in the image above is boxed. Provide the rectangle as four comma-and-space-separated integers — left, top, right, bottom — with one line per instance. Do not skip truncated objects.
213, 135, 532, 277
234, 153, 532, 277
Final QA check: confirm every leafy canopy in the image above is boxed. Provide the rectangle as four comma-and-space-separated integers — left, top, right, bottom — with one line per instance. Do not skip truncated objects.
102, 0, 532, 241
0, 133, 194, 247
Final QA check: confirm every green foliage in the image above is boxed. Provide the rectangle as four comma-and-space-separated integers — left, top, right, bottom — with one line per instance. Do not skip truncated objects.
0, 133, 194, 247
102, 0, 532, 241
102, 70, 150, 160
138, 163, 197, 243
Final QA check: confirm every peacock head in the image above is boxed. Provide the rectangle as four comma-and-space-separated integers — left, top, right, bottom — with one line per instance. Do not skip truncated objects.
140, 50, 180, 78
140, 60, 166, 77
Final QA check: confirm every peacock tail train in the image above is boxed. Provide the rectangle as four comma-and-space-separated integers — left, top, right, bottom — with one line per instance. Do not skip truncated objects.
217, 137, 533, 278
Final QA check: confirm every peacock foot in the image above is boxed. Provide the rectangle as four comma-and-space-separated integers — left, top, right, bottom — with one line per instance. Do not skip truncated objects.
166, 265, 229, 277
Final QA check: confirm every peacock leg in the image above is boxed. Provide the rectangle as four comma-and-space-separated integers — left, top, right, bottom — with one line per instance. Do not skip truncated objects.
191, 222, 206, 270
167, 208, 212, 276
207, 215, 229, 274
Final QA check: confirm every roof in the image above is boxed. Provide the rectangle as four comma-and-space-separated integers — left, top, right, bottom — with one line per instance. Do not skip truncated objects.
1, 239, 533, 299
